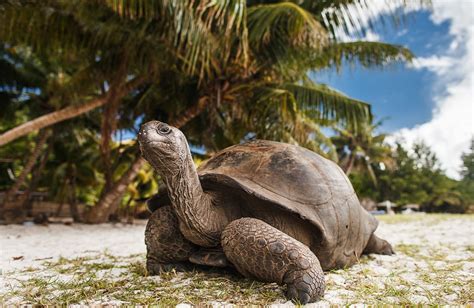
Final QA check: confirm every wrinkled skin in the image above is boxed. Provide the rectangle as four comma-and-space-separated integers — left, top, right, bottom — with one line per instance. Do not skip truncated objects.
138, 120, 393, 304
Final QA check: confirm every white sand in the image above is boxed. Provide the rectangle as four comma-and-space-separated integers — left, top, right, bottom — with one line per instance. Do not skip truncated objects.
0, 222, 147, 273
0, 215, 473, 305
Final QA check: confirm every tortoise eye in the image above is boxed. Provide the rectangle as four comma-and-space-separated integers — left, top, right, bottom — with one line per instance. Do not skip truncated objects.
158, 125, 171, 135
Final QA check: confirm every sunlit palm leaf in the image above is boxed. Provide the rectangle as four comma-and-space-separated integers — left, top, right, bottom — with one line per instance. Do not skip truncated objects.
313, 0, 431, 40
312, 41, 413, 71
282, 82, 371, 126
104, 0, 249, 76
248, 2, 328, 65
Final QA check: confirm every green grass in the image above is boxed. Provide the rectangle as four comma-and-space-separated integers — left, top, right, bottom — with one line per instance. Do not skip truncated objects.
0, 254, 282, 305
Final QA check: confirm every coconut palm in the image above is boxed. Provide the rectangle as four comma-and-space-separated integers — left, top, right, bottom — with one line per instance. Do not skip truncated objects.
84, 0, 420, 222
0, 0, 242, 145
0, 129, 50, 207
1, 0, 423, 222
0, 0, 418, 145
110, 0, 415, 151
332, 120, 394, 185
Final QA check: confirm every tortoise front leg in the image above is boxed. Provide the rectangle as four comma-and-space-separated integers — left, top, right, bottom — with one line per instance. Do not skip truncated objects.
221, 218, 325, 304
145, 206, 197, 274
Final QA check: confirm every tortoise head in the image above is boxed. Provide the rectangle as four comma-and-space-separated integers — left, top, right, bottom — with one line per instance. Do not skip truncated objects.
138, 121, 190, 175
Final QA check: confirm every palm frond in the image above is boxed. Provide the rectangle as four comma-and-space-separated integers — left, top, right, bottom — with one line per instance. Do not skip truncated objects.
247, 2, 328, 66
312, 41, 413, 71
314, 0, 431, 40
282, 82, 371, 127
0, 1, 219, 78
104, 0, 249, 76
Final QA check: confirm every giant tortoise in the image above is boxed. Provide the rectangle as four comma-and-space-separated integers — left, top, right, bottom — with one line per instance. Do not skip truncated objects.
138, 120, 393, 304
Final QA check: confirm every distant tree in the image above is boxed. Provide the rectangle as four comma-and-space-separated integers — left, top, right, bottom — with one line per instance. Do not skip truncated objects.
332, 120, 394, 185
458, 138, 474, 206
353, 141, 468, 213
460, 138, 474, 181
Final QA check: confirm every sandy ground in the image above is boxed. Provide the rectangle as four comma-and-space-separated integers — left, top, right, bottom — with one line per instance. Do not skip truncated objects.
0, 221, 147, 273
0, 214, 473, 305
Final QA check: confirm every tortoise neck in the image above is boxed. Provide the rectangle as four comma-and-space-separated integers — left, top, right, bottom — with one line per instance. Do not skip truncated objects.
161, 147, 224, 247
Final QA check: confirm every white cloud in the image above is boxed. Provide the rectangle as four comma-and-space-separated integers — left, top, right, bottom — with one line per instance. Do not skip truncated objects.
394, 0, 474, 179
363, 30, 381, 42
409, 56, 454, 74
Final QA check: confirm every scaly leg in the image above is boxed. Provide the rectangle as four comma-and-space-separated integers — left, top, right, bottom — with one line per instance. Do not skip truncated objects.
221, 218, 325, 304
145, 206, 197, 274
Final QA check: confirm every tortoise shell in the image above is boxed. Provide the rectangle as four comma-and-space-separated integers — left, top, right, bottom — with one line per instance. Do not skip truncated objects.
197, 139, 378, 269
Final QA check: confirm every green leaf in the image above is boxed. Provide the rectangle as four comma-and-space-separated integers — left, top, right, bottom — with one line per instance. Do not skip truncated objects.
312, 41, 414, 71
281, 82, 371, 126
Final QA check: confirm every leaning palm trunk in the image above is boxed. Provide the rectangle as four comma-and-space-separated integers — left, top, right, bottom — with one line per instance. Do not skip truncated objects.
22, 137, 52, 216
1, 129, 50, 214
84, 157, 146, 223
343, 155, 356, 175
0, 77, 144, 147
0, 97, 106, 147
84, 99, 209, 223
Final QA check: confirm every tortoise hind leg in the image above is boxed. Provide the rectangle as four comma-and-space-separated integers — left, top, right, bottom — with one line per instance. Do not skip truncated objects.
363, 233, 394, 255
145, 206, 198, 275
221, 218, 325, 304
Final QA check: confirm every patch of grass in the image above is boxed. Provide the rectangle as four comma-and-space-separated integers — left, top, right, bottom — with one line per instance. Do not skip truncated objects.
127, 261, 147, 277
396, 244, 421, 258
0, 253, 283, 305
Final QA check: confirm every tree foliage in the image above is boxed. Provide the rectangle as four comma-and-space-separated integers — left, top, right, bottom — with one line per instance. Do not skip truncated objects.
350, 141, 471, 213
0, 0, 429, 222
458, 138, 474, 206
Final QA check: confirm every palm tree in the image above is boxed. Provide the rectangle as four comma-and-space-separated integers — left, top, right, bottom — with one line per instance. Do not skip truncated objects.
332, 120, 394, 185
41, 122, 103, 222
0, 129, 50, 207
1, 0, 423, 223
110, 0, 415, 148
0, 0, 240, 145
0, 0, 418, 146
77, 0, 420, 223
0, 0, 240, 222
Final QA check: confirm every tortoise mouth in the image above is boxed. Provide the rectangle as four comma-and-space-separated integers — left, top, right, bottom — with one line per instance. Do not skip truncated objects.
139, 140, 164, 152
139, 139, 160, 146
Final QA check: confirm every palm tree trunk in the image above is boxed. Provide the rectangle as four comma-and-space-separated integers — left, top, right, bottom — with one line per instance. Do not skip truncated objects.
1, 129, 50, 210
84, 157, 146, 223
100, 62, 129, 194
100, 94, 120, 194
344, 154, 356, 175
171, 97, 208, 128
22, 137, 52, 215
366, 163, 378, 187
83, 100, 208, 223
69, 167, 82, 222
0, 76, 144, 147
0, 97, 106, 147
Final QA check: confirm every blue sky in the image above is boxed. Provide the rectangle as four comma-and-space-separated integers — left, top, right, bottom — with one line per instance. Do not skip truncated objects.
313, 10, 449, 132
312, 2, 473, 178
